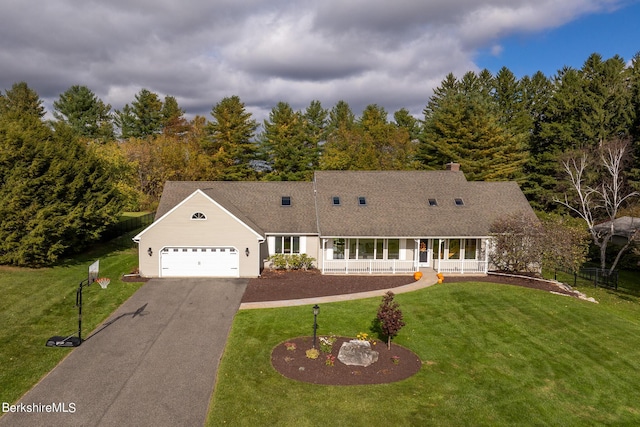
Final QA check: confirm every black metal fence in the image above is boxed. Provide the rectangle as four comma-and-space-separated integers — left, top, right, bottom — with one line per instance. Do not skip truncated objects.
578, 267, 618, 290
101, 212, 155, 242
561, 267, 618, 290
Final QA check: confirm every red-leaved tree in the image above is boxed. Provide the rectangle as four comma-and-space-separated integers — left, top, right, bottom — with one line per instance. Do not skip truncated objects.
376, 291, 405, 350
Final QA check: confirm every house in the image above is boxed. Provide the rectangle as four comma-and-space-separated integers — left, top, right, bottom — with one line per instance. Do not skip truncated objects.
593, 216, 640, 246
133, 164, 536, 278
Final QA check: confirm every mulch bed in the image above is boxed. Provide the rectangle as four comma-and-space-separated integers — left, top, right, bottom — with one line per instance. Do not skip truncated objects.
242, 269, 415, 303
271, 336, 422, 385
445, 273, 577, 297
242, 269, 577, 302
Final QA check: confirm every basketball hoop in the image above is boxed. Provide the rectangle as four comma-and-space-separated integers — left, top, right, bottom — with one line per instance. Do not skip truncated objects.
96, 277, 111, 289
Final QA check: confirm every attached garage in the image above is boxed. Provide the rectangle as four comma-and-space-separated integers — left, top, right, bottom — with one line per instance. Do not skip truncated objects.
160, 247, 239, 278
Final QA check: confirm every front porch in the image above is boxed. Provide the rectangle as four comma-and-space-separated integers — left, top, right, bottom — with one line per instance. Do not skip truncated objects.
322, 259, 417, 274
320, 237, 490, 275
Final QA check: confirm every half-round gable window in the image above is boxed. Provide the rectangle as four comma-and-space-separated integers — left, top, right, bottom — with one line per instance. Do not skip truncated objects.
191, 212, 207, 220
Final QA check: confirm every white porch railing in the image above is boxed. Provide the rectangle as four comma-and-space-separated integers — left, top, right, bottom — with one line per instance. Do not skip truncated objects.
433, 259, 487, 274
322, 259, 416, 274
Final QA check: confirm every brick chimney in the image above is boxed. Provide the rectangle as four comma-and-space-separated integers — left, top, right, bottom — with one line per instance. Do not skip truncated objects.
445, 162, 460, 172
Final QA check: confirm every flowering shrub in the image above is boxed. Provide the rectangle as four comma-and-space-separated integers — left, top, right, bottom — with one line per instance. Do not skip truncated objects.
325, 354, 336, 366
319, 335, 336, 353
305, 348, 320, 359
356, 332, 377, 345
391, 356, 400, 365
284, 342, 297, 351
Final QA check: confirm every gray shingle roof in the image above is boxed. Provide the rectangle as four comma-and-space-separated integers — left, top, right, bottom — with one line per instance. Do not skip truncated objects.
154, 170, 535, 238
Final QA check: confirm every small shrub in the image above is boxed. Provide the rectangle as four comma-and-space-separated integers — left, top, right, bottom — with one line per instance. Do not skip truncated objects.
319, 335, 336, 353
306, 348, 320, 359
325, 354, 336, 366
284, 342, 297, 351
268, 254, 316, 270
269, 254, 289, 270
376, 291, 405, 350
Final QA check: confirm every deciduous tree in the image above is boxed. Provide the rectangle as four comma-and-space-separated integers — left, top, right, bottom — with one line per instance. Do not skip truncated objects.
555, 140, 639, 273
376, 291, 405, 350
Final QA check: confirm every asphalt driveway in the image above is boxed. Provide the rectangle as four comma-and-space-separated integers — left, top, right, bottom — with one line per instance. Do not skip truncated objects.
0, 278, 247, 427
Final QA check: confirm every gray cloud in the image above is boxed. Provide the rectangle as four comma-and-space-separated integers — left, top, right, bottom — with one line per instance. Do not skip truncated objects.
0, 0, 627, 122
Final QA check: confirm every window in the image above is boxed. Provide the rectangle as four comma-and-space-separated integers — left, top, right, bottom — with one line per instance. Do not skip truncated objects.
274, 236, 300, 254
428, 199, 438, 207
358, 239, 375, 259
333, 239, 345, 259
341, 238, 401, 260
358, 196, 367, 206
454, 198, 464, 206
332, 196, 341, 206
281, 196, 291, 206
464, 239, 477, 259
388, 239, 400, 259
191, 212, 206, 220
448, 239, 461, 259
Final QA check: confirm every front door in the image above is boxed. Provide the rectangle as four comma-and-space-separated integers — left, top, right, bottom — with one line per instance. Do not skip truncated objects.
418, 239, 429, 266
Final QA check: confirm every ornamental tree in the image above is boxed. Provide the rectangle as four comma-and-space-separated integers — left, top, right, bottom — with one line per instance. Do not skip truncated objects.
376, 291, 405, 350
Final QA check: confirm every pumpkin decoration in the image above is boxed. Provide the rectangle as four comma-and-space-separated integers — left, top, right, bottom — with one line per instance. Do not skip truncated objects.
436, 273, 444, 283
413, 271, 423, 281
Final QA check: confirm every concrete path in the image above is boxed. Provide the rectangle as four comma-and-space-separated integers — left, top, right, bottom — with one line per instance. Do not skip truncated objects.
0, 278, 247, 427
239, 269, 439, 309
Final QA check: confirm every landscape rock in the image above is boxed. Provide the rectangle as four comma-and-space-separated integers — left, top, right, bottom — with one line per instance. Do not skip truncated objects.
337, 340, 379, 367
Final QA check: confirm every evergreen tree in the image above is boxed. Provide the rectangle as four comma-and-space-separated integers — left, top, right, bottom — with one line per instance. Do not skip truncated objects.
205, 95, 259, 180
327, 100, 356, 132
115, 89, 163, 138
0, 115, 125, 266
259, 102, 314, 181
393, 108, 420, 142
302, 100, 327, 169
161, 95, 190, 137
420, 82, 526, 180
0, 82, 45, 120
53, 85, 114, 142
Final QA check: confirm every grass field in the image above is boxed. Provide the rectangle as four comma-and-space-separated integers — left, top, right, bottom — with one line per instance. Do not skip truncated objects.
0, 233, 142, 405
208, 279, 640, 426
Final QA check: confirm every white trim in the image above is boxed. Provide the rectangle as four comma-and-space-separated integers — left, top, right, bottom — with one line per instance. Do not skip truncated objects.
133, 189, 264, 242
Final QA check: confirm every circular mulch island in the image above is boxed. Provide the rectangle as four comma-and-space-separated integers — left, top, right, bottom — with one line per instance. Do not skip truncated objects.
271, 336, 421, 385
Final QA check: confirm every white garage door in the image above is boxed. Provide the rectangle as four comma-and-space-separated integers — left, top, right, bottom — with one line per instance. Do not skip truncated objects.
160, 247, 239, 277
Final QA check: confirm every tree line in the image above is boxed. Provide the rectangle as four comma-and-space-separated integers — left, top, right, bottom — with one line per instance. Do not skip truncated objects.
1, 51, 640, 266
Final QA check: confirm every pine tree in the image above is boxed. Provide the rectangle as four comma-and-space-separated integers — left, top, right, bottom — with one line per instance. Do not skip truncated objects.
205, 96, 259, 180
259, 102, 314, 181
53, 85, 114, 142
161, 95, 190, 137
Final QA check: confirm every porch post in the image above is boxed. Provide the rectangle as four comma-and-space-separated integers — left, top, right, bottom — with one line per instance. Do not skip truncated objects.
484, 238, 489, 273
321, 239, 326, 274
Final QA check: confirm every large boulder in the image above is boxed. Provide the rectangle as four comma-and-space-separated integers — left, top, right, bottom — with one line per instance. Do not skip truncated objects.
337, 340, 379, 367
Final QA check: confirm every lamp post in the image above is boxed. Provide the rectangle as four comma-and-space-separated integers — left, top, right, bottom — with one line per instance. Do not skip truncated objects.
312, 304, 319, 348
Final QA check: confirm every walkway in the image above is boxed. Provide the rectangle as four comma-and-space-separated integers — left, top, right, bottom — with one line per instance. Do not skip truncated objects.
239, 269, 438, 309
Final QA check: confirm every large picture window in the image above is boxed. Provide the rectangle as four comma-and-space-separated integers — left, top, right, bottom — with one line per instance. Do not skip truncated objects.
274, 236, 300, 254
335, 238, 401, 260
464, 239, 477, 259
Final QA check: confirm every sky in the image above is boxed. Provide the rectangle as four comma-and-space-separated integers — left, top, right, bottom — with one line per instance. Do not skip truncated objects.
1, 0, 639, 123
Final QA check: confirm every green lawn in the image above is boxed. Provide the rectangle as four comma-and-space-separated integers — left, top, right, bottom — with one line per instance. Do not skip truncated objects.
208, 280, 640, 426
0, 233, 142, 405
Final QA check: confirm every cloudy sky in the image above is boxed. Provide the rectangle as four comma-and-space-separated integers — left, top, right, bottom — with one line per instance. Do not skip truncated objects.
1, 0, 639, 122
